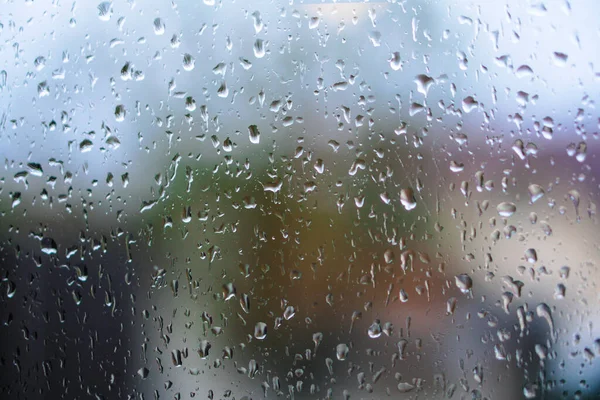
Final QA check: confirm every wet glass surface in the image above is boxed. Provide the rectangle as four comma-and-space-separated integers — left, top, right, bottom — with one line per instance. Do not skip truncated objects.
0, 1, 599, 399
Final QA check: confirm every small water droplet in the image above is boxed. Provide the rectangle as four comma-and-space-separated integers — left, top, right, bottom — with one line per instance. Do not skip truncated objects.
446, 297, 457, 315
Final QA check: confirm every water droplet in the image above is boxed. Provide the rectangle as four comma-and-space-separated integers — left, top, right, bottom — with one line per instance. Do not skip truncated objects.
400, 188, 417, 210
137, 367, 149, 379
41, 237, 58, 255
379, 191, 392, 205
368, 30, 381, 46
240, 293, 250, 313
414, 74, 434, 96
449, 161, 464, 173
283, 306, 296, 320
336, 343, 349, 360
446, 297, 457, 315
198, 340, 211, 358
97, 2, 113, 21
153, 18, 165, 35
523, 383, 538, 399
515, 65, 534, 79
222, 283, 236, 301
11, 192, 21, 208
497, 202, 517, 217
115, 105, 126, 122
314, 159, 325, 174
397, 339, 408, 359
27, 162, 43, 177
524, 248, 537, 263
182, 53, 195, 71
251, 11, 263, 33
567, 189, 580, 216
559, 266, 570, 279
37, 81, 49, 97
528, 184, 545, 203
554, 283, 566, 299
309, 17, 320, 30
34, 56, 46, 71
575, 142, 587, 162
79, 139, 94, 153
552, 52, 568, 67
254, 322, 267, 340
248, 125, 260, 144
389, 52, 402, 71
455, 274, 472, 294
397, 382, 414, 393
368, 320, 382, 338
253, 39, 265, 58
536, 303, 555, 340
462, 96, 478, 113
399, 289, 409, 303
313, 332, 323, 353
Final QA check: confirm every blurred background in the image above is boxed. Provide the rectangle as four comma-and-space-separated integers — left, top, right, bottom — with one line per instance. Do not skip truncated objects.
0, 0, 599, 399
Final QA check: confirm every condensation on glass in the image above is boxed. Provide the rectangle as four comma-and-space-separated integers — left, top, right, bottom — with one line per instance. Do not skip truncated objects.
0, 0, 598, 399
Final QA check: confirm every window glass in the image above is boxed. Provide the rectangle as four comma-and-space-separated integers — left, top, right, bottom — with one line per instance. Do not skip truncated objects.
0, 1, 598, 399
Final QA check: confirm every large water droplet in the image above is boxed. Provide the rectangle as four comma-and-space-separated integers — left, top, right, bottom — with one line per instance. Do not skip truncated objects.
400, 188, 417, 211
390, 52, 402, 71
414, 74, 434, 96
497, 202, 517, 217
182, 53, 195, 71
153, 18, 165, 35
115, 105, 126, 122
253, 39, 265, 58
455, 274, 473, 294
248, 125, 260, 144
41, 237, 58, 255
97, 2, 113, 21
336, 343, 349, 360
367, 320, 382, 339
528, 184, 545, 203
254, 322, 267, 340
397, 382, 414, 393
